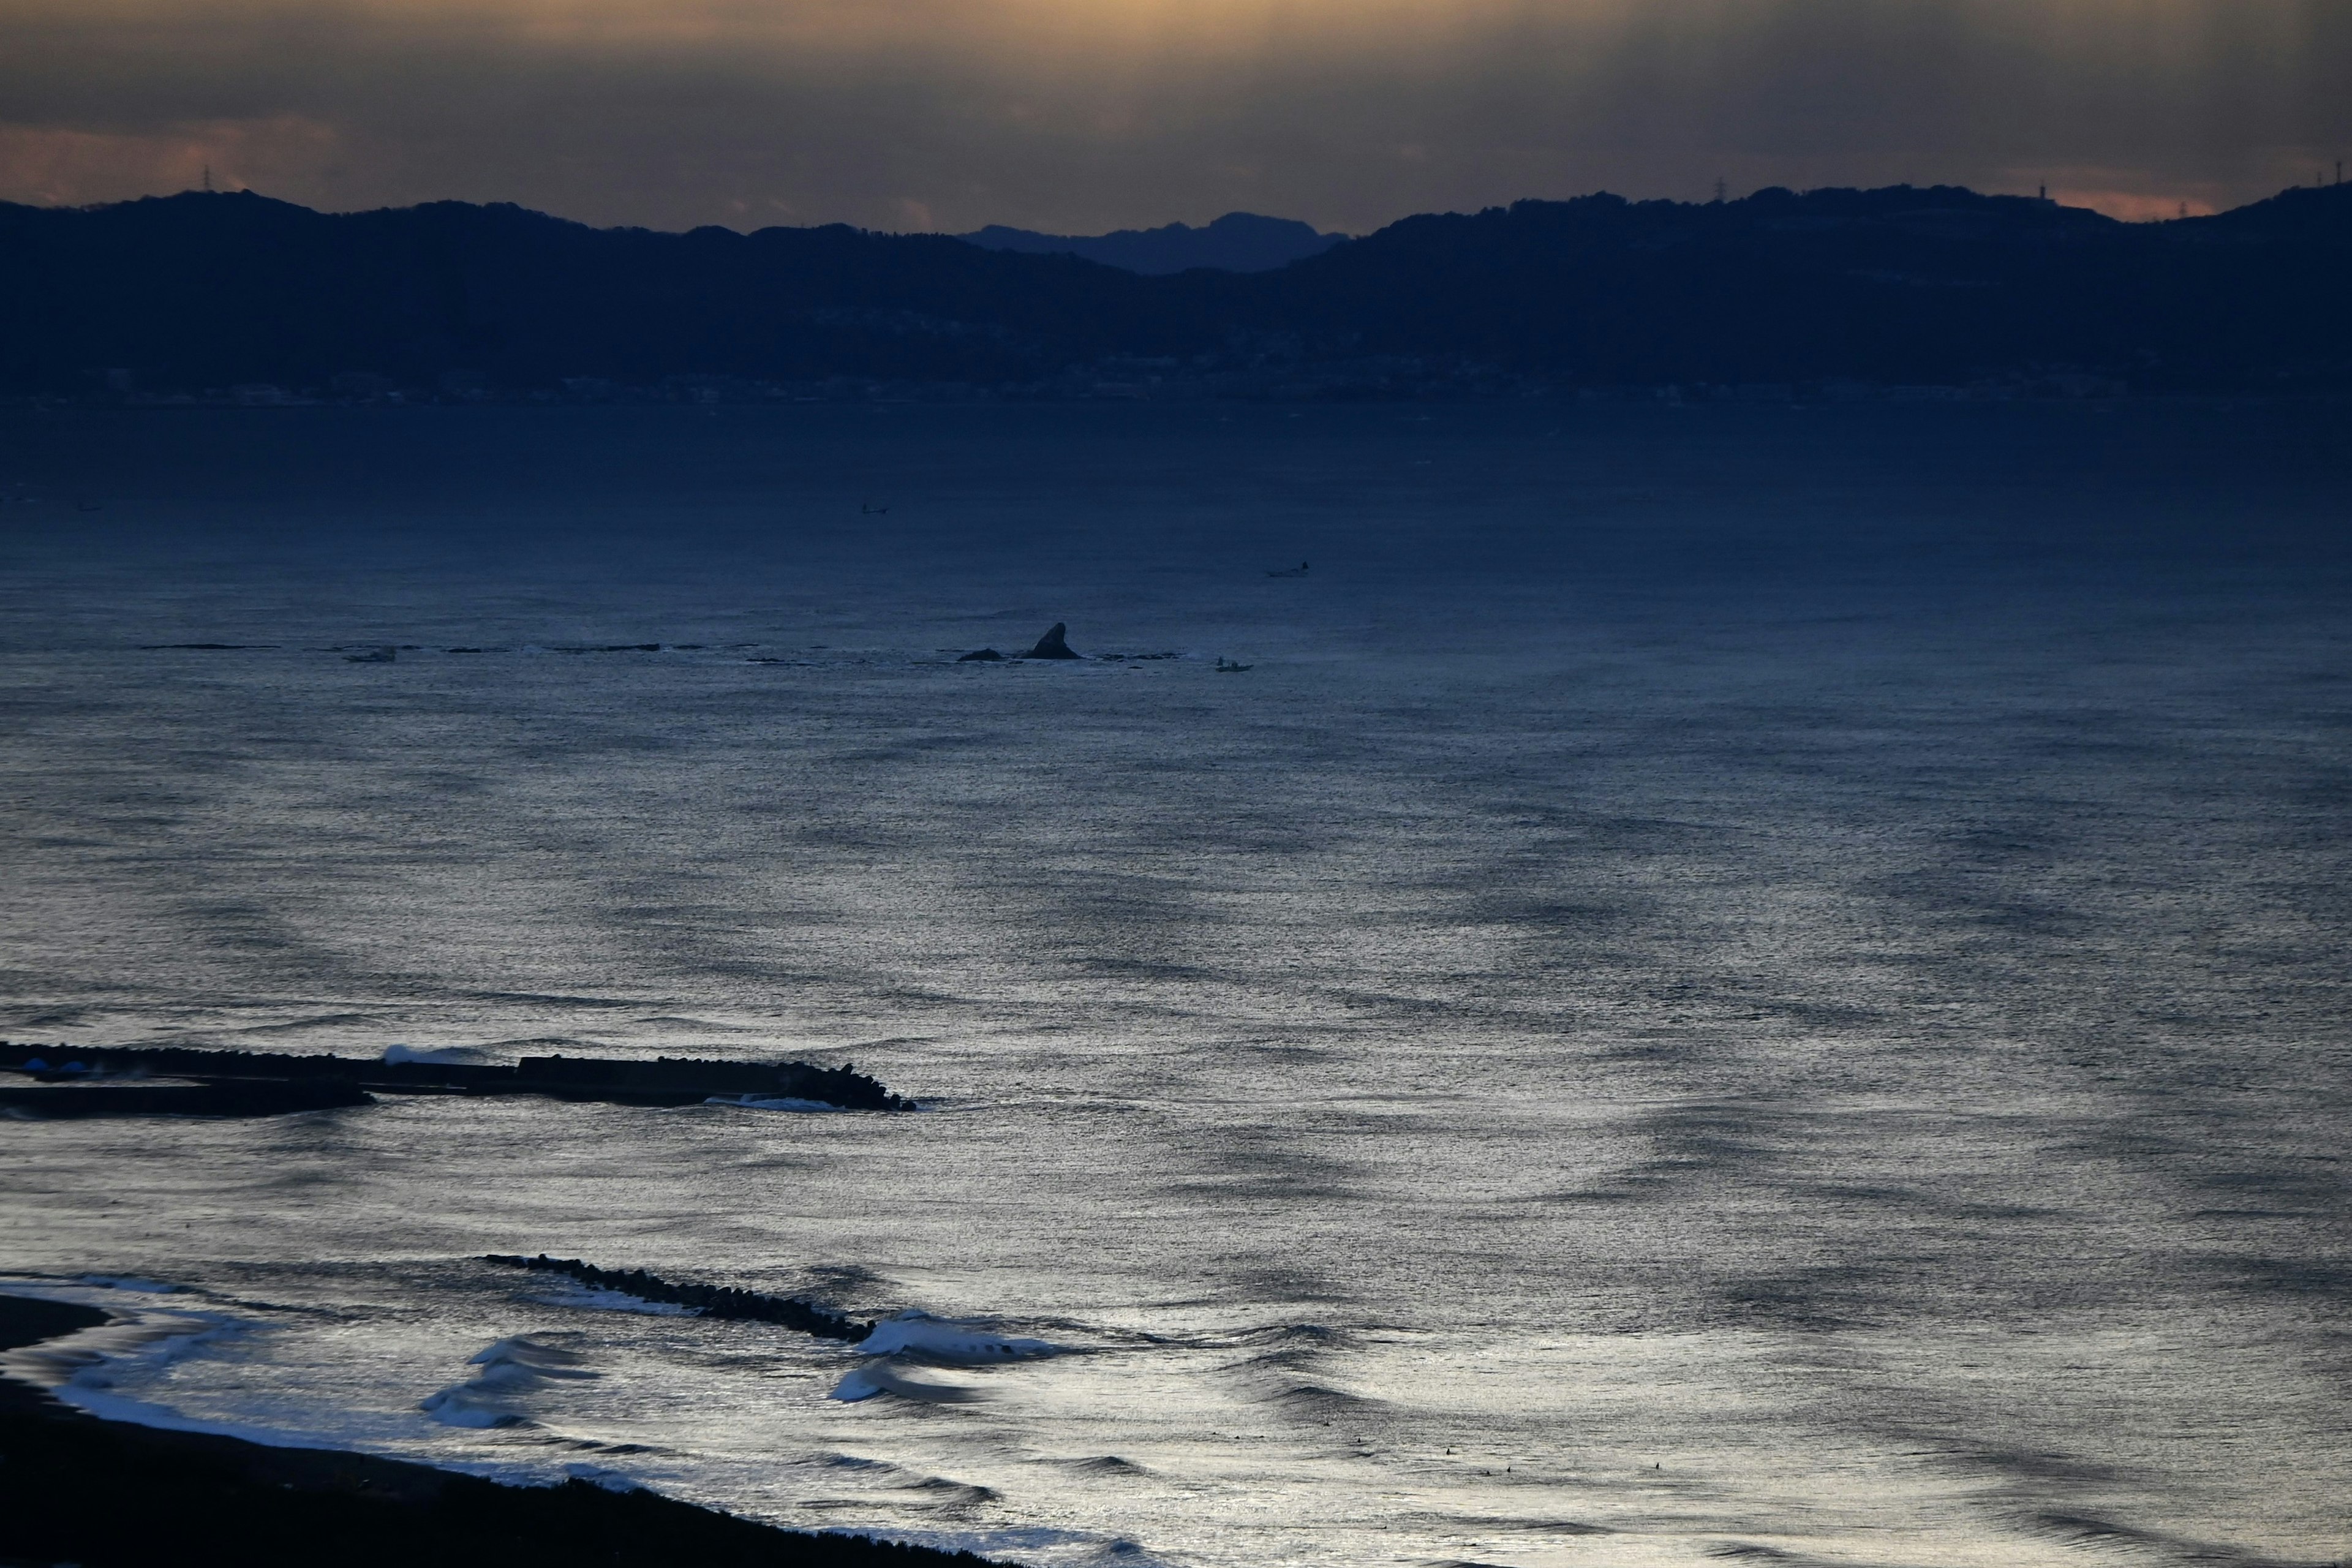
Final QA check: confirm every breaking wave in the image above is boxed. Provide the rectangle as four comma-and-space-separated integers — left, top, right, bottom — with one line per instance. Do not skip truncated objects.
419, 1336, 596, 1429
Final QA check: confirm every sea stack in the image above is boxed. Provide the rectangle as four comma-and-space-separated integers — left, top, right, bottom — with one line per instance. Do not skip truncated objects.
1023, 622, 1080, 659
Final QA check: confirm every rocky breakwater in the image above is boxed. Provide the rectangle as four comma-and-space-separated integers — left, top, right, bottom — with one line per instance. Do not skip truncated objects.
484, 1254, 875, 1341
0, 1041, 911, 1117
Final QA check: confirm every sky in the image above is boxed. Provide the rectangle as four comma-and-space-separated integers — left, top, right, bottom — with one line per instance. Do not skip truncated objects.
1, 0, 2346, 235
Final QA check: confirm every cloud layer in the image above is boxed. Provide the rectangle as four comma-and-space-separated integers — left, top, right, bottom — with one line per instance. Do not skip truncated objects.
2, 0, 2345, 231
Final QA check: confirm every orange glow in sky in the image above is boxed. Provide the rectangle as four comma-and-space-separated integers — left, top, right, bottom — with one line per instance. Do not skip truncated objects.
0, 0, 2342, 231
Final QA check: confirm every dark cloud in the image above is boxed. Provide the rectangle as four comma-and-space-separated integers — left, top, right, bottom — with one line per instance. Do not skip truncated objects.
1, 0, 2345, 230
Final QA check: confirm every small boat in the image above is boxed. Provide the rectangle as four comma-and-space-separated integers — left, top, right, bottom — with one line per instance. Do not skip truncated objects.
1266, 560, 1309, 578
1215, 657, 1252, 673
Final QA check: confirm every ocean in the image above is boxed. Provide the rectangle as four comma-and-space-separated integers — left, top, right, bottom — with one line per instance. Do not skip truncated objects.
2, 398, 2348, 1568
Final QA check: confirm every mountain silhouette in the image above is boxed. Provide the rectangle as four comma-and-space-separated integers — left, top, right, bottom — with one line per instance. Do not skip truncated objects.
3, 183, 2346, 395
957, 213, 1346, 274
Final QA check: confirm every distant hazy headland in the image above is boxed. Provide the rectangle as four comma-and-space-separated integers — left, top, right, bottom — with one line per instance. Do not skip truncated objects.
4, 184, 2346, 399
957, 212, 1345, 274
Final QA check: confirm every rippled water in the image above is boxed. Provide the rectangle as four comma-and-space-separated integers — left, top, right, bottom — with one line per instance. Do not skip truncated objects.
3, 401, 2348, 1568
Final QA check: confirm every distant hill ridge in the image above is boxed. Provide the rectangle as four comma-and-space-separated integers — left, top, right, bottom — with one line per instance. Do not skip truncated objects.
956, 212, 1345, 274
2, 182, 2347, 395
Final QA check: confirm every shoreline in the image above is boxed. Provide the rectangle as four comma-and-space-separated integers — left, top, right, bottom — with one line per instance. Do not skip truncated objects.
0, 1293, 997, 1568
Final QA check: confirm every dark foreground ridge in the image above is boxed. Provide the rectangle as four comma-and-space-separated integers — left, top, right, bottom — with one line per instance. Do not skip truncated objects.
0, 1295, 983, 1568
0, 1041, 910, 1117
485, 1254, 875, 1343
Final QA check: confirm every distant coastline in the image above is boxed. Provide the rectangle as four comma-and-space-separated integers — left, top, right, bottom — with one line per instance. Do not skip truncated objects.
3, 182, 2346, 400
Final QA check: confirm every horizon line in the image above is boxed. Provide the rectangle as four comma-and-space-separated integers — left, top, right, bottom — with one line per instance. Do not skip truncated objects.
15, 176, 2339, 238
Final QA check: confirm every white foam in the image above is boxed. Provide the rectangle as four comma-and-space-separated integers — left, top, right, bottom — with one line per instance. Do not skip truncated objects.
1, 1288, 563, 1483
858, 1310, 1058, 1363
382, 1044, 477, 1065
469, 1337, 595, 1374
827, 1362, 984, 1403
532, 1282, 699, 1316
419, 1386, 532, 1427
704, 1094, 847, 1113
0, 1303, 236, 1392
74, 1274, 181, 1294
0, 1287, 306, 1451
564, 1462, 646, 1492
59, 1384, 393, 1449
829, 1364, 892, 1402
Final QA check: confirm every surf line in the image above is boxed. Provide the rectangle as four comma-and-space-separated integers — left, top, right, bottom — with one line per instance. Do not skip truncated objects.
484, 1255, 873, 1343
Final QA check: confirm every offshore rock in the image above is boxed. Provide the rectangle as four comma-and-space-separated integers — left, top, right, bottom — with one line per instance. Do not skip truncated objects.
1022, 622, 1079, 659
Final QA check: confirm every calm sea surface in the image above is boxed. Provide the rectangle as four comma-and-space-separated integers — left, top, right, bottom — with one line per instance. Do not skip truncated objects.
2, 400, 2348, 1568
